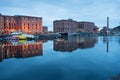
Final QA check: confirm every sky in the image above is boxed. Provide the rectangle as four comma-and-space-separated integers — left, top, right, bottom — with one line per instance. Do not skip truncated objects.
0, 0, 120, 31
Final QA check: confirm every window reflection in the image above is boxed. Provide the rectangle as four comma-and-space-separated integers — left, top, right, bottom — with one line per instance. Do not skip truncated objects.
0, 40, 43, 62
54, 36, 98, 52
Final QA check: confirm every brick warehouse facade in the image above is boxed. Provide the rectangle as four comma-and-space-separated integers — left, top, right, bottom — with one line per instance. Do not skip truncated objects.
0, 13, 42, 35
43, 26, 48, 33
53, 19, 97, 33
53, 19, 78, 33
0, 13, 2, 34
77, 22, 96, 33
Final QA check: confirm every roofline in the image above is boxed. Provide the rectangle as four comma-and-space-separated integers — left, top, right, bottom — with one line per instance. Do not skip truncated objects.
0, 13, 42, 18
14, 15, 42, 18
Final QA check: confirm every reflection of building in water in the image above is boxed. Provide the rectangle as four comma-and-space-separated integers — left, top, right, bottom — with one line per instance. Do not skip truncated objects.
54, 37, 78, 52
78, 37, 97, 49
0, 42, 3, 62
110, 74, 120, 80
0, 41, 43, 62
0, 42, 16, 60
54, 37, 98, 52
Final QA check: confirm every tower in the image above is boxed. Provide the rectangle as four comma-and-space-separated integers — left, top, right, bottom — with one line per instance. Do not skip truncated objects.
107, 17, 109, 29
106, 17, 110, 35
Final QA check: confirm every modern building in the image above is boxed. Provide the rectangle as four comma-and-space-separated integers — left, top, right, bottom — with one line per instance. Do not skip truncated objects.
100, 26, 113, 36
53, 19, 78, 33
0, 13, 42, 35
77, 21, 96, 33
43, 26, 48, 33
100, 27, 108, 35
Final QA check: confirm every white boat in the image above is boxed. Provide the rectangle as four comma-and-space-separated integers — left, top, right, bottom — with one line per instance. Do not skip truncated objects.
10, 31, 35, 40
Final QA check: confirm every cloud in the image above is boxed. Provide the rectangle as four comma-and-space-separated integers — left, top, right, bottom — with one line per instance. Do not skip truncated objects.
65, 0, 120, 27
0, 0, 120, 30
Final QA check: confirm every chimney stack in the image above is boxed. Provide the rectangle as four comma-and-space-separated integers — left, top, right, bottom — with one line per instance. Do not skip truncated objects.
107, 17, 109, 29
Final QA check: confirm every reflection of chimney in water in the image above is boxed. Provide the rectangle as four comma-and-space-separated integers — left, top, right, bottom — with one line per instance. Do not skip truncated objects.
106, 17, 109, 52
106, 38, 109, 53
103, 36, 109, 53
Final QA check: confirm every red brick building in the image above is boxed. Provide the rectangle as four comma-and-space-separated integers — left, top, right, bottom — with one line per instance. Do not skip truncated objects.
0, 14, 16, 35
0, 13, 42, 35
43, 26, 48, 33
15, 16, 42, 34
0, 13, 2, 34
53, 19, 78, 33
77, 22, 96, 33
53, 19, 97, 33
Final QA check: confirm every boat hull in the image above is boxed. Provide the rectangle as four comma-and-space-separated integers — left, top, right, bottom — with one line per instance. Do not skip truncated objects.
18, 35, 27, 40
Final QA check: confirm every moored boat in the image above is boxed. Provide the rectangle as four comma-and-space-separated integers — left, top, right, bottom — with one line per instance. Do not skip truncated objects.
10, 31, 35, 40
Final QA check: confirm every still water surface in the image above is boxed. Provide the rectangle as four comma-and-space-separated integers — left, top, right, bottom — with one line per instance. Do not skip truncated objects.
0, 36, 120, 80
